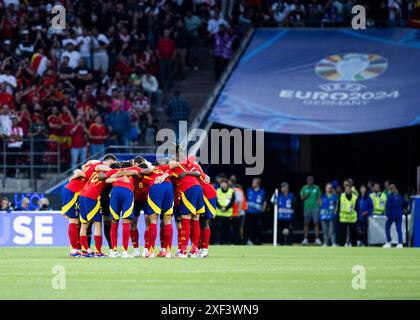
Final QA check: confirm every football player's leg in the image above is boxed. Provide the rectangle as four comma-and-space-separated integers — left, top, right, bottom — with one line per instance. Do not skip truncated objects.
121, 192, 134, 255
161, 184, 174, 257
200, 196, 216, 257
109, 189, 121, 253
190, 187, 205, 255
130, 201, 142, 255
145, 185, 163, 257
78, 196, 93, 255
61, 189, 81, 254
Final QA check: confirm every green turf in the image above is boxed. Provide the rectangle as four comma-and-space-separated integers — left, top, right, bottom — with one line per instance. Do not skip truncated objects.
0, 246, 419, 299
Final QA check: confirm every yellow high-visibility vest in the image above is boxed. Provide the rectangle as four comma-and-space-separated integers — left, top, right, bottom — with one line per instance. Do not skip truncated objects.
216, 188, 234, 217
369, 192, 387, 215
339, 193, 357, 223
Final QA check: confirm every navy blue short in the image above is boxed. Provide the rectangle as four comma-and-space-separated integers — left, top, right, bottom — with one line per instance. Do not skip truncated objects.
109, 187, 134, 220
203, 196, 217, 219
180, 185, 205, 216
79, 195, 101, 223
145, 181, 174, 215
61, 187, 79, 219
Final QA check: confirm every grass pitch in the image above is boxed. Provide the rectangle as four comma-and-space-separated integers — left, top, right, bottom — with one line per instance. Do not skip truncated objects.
0, 246, 419, 300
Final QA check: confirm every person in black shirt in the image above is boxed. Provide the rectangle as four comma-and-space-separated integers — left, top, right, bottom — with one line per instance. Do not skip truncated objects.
74, 58, 93, 90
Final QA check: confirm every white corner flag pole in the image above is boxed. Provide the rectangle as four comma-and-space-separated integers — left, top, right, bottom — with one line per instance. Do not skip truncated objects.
273, 188, 279, 247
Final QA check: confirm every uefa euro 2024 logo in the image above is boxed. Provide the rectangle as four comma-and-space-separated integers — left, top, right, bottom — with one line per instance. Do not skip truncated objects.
315, 53, 388, 82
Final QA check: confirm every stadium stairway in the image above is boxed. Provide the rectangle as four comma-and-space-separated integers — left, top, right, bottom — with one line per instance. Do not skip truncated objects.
155, 45, 216, 132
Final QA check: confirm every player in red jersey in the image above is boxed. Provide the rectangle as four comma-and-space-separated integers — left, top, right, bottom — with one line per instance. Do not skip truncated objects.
130, 156, 151, 257
102, 161, 151, 258
61, 160, 101, 257
171, 149, 205, 258
78, 154, 118, 257
169, 169, 183, 253
154, 158, 179, 258
189, 160, 217, 258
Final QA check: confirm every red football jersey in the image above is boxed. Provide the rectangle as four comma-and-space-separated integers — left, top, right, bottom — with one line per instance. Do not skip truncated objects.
79, 169, 118, 199
171, 158, 200, 192
190, 162, 217, 199
65, 162, 99, 193
111, 167, 144, 192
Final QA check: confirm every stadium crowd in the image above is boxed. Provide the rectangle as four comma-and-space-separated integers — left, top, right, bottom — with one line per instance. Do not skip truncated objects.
1, 0, 419, 176
211, 174, 415, 247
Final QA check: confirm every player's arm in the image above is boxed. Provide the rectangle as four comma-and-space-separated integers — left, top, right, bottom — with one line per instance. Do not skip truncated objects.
154, 172, 170, 184
69, 169, 85, 181
168, 160, 180, 169
105, 176, 126, 184
97, 169, 118, 181
95, 164, 112, 172
178, 170, 201, 180
121, 166, 154, 177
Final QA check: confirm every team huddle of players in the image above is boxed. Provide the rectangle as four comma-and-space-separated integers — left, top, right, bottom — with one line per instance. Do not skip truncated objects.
61, 148, 217, 258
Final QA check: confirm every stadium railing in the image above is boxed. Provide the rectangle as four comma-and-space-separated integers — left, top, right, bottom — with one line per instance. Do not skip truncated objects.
0, 138, 60, 190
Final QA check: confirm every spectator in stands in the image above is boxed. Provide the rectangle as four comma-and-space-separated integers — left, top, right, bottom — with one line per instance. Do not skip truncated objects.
272, 1, 290, 26
0, 64, 17, 94
69, 114, 88, 169
142, 73, 163, 111
207, 11, 229, 34
320, 182, 337, 246
388, 0, 402, 26
356, 184, 373, 247
74, 59, 93, 91
184, 11, 202, 70
1, 197, 14, 212
244, 177, 266, 245
88, 115, 108, 159
5, 116, 23, 177
58, 56, 75, 82
77, 28, 92, 69
336, 184, 358, 246
214, 178, 235, 245
156, 29, 177, 90
0, 83, 13, 109
383, 183, 406, 248
61, 41, 81, 70
106, 101, 131, 148
300, 176, 322, 245
321, 0, 338, 27
272, 182, 296, 245
28, 114, 48, 178
0, 104, 13, 134
16, 197, 30, 211
37, 197, 51, 211
174, 19, 190, 79
92, 27, 110, 74
167, 91, 190, 142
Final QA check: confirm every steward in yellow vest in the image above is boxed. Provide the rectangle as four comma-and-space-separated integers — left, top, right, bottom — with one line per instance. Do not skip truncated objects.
216, 185, 235, 217
339, 192, 357, 223
336, 186, 358, 246
369, 191, 387, 215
